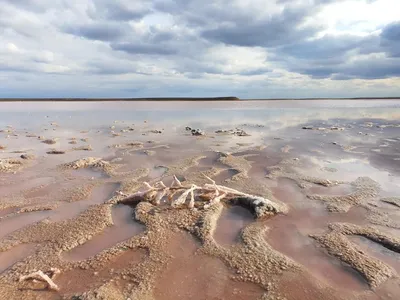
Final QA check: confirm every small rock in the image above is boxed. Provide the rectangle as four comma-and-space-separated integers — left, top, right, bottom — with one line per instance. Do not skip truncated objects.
191, 129, 204, 136
20, 154, 35, 160
46, 149, 66, 155
150, 130, 162, 134
234, 129, 251, 136
42, 138, 57, 145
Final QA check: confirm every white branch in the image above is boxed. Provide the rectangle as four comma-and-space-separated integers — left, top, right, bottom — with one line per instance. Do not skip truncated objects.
20, 270, 60, 291
120, 174, 287, 216
155, 189, 167, 205
188, 189, 195, 208
171, 175, 183, 188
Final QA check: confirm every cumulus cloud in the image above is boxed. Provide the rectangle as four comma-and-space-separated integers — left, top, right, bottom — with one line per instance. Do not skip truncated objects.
63, 22, 131, 41
0, 0, 399, 97
87, 0, 152, 21
380, 21, 400, 57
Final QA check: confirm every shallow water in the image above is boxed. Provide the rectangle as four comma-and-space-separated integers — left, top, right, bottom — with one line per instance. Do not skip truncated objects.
50, 183, 118, 222
1, 100, 400, 299
63, 204, 144, 261
214, 206, 254, 246
349, 235, 400, 273
0, 243, 36, 274
153, 230, 265, 300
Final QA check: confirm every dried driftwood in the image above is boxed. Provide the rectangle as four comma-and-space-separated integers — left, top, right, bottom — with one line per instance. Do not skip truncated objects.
19, 268, 60, 291
120, 175, 287, 217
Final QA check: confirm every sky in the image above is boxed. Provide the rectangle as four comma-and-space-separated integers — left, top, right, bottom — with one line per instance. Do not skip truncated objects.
0, 0, 399, 99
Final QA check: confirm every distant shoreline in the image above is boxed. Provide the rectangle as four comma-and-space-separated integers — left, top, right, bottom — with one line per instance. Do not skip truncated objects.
0, 97, 398, 102
0, 97, 240, 102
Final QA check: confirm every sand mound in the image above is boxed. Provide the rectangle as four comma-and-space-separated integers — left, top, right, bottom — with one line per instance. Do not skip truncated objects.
312, 223, 399, 288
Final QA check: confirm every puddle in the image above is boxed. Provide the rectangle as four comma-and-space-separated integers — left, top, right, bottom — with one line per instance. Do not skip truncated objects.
272, 178, 369, 225
349, 235, 400, 273
248, 164, 268, 178
49, 183, 118, 222
57, 248, 146, 294
308, 183, 354, 196
315, 158, 400, 195
0, 177, 55, 197
272, 178, 317, 207
273, 271, 356, 300
154, 231, 264, 300
213, 169, 240, 184
70, 168, 109, 179
24, 182, 63, 199
0, 243, 36, 274
197, 152, 227, 169
0, 210, 52, 239
63, 204, 144, 261
148, 165, 168, 179
266, 216, 369, 291
0, 207, 16, 218
185, 165, 211, 175
372, 278, 400, 300
214, 206, 254, 246
266, 179, 370, 291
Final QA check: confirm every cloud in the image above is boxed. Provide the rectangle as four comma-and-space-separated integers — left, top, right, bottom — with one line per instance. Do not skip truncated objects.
279, 34, 375, 60
0, 0, 53, 12
380, 21, 400, 57
271, 20, 400, 80
111, 43, 177, 55
0, 0, 399, 98
339, 56, 400, 79
87, 0, 152, 21
201, 7, 320, 48
63, 22, 131, 41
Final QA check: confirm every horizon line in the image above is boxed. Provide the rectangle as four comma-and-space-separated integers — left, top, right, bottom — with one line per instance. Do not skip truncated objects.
0, 96, 399, 102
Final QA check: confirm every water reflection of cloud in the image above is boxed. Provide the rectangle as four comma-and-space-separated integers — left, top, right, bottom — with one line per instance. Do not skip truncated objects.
1, 101, 399, 135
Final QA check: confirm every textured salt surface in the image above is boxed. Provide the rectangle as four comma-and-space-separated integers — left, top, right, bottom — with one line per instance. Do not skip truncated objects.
63, 204, 144, 261
1, 101, 400, 300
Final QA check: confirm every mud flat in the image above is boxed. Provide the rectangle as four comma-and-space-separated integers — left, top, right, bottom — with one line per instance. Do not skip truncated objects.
0, 100, 400, 299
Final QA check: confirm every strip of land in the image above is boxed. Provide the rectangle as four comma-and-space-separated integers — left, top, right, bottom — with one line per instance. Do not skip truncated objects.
0, 97, 240, 102
0, 96, 399, 102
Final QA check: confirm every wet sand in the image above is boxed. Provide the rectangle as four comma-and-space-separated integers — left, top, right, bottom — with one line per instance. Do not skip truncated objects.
0, 100, 400, 299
